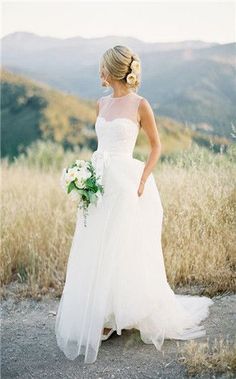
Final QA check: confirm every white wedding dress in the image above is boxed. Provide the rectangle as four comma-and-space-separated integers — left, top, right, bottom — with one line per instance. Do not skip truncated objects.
55, 91, 214, 364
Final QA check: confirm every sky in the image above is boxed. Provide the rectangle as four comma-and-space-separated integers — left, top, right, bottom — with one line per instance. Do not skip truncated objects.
1, 0, 235, 44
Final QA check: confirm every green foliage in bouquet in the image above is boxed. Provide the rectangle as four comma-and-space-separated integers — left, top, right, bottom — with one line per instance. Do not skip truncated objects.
61, 159, 104, 227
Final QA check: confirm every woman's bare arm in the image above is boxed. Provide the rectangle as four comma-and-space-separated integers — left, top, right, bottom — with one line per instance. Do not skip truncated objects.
96, 100, 100, 118
137, 98, 161, 195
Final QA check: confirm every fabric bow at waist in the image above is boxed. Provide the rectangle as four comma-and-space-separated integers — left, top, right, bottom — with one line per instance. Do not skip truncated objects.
91, 150, 132, 185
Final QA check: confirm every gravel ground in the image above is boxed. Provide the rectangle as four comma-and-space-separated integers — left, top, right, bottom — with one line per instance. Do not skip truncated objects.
1, 287, 236, 379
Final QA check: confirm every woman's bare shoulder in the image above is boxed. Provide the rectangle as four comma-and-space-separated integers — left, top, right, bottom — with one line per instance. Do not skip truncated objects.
137, 95, 152, 111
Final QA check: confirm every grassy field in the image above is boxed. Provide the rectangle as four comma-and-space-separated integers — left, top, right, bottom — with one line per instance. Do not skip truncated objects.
1, 142, 235, 299
177, 337, 236, 376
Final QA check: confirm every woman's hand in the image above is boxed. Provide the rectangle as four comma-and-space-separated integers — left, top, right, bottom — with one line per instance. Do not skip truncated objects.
137, 180, 145, 197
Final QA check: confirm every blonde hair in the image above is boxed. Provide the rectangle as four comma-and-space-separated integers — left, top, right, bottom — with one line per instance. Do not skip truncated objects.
100, 45, 141, 91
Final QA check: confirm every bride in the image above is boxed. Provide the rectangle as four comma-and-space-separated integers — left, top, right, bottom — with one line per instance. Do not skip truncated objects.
55, 45, 214, 364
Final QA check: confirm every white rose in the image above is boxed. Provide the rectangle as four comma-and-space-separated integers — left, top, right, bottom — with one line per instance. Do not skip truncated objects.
74, 168, 90, 189
130, 60, 140, 74
75, 159, 87, 168
126, 72, 137, 85
66, 167, 78, 182
76, 168, 92, 180
75, 176, 86, 189
60, 168, 77, 191
80, 167, 92, 180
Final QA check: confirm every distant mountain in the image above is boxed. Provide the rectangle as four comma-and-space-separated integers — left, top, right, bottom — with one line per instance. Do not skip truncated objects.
2, 32, 235, 139
141, 43, 236, 138
2, 31, 217, 54
1, 32, 217, 98
1, 69, 230, 160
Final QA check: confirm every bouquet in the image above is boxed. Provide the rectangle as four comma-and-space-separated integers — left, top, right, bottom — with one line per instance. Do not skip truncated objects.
60, 159, 104, 227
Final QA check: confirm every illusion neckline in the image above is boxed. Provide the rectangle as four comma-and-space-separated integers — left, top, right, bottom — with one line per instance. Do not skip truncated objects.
109, 92, 134, 99
96, 115, 141, 129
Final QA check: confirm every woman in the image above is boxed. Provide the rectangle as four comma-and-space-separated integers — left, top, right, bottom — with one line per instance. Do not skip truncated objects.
55, 45, 214, 364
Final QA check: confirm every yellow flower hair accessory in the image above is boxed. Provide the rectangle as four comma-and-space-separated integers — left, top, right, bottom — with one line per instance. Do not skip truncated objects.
126, 72, 137, 85
130, 60, 141, 74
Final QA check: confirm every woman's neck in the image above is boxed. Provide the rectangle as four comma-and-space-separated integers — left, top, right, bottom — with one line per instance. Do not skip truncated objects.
110, 89, 133, 98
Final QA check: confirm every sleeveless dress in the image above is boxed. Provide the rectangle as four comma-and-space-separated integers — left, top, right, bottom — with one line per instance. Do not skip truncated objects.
55, 92, 214, 364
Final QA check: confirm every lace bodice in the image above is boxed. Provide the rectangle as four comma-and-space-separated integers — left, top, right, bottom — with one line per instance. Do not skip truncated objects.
95, 92, 143, 154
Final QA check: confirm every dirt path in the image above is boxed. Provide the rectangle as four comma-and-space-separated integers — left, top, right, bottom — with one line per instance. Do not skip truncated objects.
1, 289, 235, 379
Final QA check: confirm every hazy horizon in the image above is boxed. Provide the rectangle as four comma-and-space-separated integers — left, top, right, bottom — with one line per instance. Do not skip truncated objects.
1, 1, 235, 44
2, 30, 234, 46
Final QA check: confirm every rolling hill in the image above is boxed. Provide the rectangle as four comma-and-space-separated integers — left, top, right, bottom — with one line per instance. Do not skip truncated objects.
1, 69, 230, 160
1, 69, 97, 158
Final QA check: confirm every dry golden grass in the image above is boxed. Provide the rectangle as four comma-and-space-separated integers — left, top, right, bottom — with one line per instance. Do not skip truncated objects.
1, 163, 75, 298
1, 144, 235, 299
177, 338, 236, 376
158, 163, 236, 296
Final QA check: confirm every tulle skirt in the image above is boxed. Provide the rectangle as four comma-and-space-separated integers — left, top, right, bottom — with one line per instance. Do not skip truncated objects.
55, 155, 214, 364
